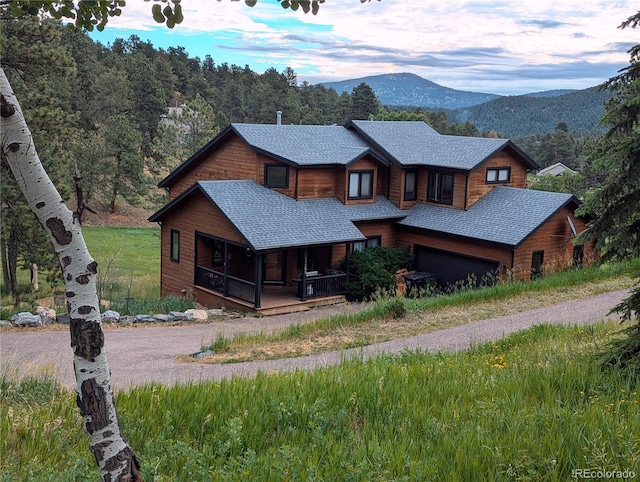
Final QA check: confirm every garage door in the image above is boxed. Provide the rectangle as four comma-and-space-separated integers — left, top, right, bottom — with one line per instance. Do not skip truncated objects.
414, 246, 500, 289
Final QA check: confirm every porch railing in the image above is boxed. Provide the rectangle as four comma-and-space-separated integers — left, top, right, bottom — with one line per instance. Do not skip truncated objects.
298, 273, 348, 300
195, 266, 255, 305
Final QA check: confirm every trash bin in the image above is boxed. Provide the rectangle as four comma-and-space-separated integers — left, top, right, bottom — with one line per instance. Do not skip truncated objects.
403, 272, 437, 297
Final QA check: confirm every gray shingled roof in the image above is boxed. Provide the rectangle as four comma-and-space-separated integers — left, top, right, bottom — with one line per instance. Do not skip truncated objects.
197, 181, 405, 251
350, 120, 512, 169
303, 196, 405, 222
350, 120, 440, 138
398, 187, 576, 246
232, 124, 376, 166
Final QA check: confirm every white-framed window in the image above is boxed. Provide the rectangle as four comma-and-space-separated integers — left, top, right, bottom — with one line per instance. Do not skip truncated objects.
486, 167, 511, 184
348, 170, 374, 200
352, 236, 381, 252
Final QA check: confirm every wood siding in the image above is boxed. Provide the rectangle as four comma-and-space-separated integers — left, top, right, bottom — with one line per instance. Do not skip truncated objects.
343, 157, 380, 205
466, 150, 529, 207
168, 137, 257, 200
397, 228, 512, 274
354, 220, 398, 248
257, 154, 296, 198
422, 170, 467, 210
388, 163, 404, 207
397, 205, 595, 283
512, 205, 595, 280
296, 167, 340, 199
159, 191, 247, 299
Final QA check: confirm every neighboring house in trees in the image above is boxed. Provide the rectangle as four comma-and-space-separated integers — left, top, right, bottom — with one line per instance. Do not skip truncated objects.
537, 162, 576, 177
149, 120, 595, 314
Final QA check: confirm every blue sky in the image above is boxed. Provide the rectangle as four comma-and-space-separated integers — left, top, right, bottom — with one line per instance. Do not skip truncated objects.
88, 0, 638, 96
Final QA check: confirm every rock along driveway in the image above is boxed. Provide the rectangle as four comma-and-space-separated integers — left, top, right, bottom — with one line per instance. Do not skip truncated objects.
0, 290, 628, 391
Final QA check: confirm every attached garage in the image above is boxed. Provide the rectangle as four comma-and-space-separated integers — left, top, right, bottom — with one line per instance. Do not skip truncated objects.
414, 245, 500, 289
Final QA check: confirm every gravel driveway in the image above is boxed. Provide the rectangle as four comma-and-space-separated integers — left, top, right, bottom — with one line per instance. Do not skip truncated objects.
0, 290, 627, 391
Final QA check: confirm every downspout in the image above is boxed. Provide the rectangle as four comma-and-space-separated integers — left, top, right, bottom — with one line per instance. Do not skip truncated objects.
463, 171, 469, 210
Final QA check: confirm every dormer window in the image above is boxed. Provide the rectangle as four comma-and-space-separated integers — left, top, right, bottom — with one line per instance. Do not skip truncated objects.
348, 170, 374, 200
427, 171, 453, 205
486, 167, 511, 184
265, 164, 289, 188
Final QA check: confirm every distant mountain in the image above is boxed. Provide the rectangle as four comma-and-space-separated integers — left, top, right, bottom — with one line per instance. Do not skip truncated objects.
319, 72, 610, 136
319, 72, 500, 109
447, 87, 613, 137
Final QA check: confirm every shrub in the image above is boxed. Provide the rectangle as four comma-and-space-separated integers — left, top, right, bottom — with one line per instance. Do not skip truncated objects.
342, 246, 413, 301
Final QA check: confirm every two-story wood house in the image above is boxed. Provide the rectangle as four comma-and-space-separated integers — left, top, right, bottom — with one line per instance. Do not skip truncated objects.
149, 120, 594, 314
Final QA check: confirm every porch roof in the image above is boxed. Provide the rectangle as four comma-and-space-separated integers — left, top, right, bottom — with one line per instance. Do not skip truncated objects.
398, 186, 577, 247
167, 180, 402, 251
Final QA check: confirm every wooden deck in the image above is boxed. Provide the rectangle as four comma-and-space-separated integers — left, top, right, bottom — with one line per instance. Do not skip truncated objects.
194, 285, 347, 316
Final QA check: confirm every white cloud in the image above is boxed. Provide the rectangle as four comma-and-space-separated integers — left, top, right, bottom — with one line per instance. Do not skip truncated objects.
92, 0, 638, 95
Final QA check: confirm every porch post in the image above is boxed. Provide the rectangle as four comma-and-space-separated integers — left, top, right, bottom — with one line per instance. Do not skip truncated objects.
301, 247, 308, 301
254, 252, 262, 309
345, 243, 351, 283
223, 242, 229, 297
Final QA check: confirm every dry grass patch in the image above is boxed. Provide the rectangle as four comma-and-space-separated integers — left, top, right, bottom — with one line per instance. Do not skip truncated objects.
193, 275, 635, 364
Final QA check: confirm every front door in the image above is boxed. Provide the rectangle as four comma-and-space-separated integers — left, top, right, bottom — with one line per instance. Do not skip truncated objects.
263, 251, 285, 285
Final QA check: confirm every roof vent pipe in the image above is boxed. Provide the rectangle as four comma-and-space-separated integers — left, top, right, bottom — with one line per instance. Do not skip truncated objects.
276, 110, 282, 125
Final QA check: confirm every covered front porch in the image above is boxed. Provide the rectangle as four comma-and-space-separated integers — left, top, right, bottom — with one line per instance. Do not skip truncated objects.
193, 231, 352, 314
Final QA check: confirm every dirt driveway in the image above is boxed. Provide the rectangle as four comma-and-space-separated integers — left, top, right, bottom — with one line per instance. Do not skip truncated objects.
0, 290, 627, 391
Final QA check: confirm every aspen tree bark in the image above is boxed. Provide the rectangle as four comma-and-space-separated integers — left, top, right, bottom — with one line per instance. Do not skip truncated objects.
0, 67, 142, 481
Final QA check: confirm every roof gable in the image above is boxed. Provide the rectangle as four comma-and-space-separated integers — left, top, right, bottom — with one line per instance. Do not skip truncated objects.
159, 124, 385, 188
232, 124, 380, 167
537, 162, 576, 176
399, 186, 577, 246
349, 119, 538, 171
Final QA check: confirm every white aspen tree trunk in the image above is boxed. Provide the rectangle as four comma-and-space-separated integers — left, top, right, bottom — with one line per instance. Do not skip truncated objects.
0, 67, 142, 481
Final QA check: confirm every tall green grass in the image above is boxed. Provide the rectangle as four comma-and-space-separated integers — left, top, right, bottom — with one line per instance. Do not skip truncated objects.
82, 226, 160, 302
201, 258, 640, 358
2, 321, 638, 480
1, 226, 161, 317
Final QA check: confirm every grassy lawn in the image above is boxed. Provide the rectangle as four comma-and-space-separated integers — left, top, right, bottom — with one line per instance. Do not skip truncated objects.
81, 226, 161, 303
1, 226, 160, 314
2, 321, 639, 480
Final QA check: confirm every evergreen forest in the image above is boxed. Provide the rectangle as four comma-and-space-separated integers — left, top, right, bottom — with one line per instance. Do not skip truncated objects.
0, 15, 606, 300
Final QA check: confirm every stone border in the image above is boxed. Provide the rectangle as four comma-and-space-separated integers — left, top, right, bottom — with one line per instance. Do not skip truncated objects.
1, 306, 236, 328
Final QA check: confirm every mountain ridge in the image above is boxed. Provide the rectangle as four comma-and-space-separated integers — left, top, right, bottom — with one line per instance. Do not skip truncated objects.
319, 72, 502, 109
318, 72, 609, 137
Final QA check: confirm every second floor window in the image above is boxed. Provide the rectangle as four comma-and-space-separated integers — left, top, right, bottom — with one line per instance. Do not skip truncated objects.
265, 164, 289, 188
348, 170, 374, 200
427, 172, 453, 205
486, 167, 511, 184
404, 171, 417, 201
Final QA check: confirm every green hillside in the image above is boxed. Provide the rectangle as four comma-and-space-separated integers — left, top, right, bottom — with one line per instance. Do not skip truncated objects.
447, 87, 613, 137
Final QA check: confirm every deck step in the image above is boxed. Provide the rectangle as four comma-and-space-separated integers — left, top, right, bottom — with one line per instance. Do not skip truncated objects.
257, 304, 311, 316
